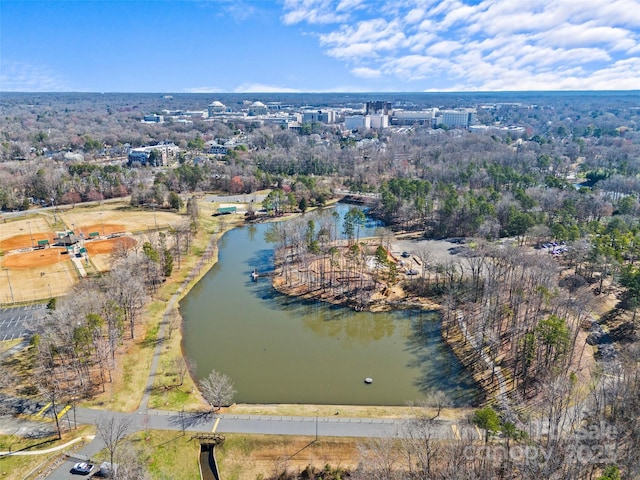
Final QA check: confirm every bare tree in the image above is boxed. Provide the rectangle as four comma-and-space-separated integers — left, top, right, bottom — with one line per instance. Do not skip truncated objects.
35, 333, 77, 439
112, 444, 152, 480
354, 437, 402, 480
199, 369, 236, 412
171, 356, 189, 386
97, 414, 132, 472
107, 255, 147, 339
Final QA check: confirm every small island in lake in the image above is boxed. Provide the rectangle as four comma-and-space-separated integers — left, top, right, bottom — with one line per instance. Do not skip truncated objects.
271, 232, 446, 313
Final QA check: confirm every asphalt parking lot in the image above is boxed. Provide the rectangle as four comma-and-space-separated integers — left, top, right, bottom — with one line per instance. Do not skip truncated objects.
0, 304, 45, 341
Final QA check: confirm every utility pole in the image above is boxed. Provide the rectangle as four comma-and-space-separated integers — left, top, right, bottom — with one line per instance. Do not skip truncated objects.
152, 204, 158, 230
28, 221, 34, 248
4, 268, 15, 303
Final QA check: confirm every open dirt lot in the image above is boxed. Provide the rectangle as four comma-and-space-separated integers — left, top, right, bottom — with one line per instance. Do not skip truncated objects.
0, 256, 75, 302
84, 236, 137, 255
0, 216, 53, 251
390, 237, 470, 266
62, 206, 183, 234
2, 247, 68, 268
0, 202, 185, 303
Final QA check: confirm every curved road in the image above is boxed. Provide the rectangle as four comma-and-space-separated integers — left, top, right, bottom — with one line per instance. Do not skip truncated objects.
35, 216, 474, 479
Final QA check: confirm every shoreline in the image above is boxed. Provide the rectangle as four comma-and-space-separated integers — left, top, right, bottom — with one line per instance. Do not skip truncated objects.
271, 265, 494, 405
171, 210, 485, 413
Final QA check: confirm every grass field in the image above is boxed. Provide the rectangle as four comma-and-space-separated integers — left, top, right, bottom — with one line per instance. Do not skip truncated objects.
0, 202, 184, 304
0, 426, 95, 480
100, 430, 360, 480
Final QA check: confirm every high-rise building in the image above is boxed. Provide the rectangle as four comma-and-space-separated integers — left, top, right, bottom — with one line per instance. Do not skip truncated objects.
366, 101, 392, 115
302, 110, 336, 124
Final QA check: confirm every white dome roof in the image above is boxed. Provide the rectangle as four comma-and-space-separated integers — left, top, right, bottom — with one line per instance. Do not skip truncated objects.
210, 101, 225, 107
251, 101, 266, 107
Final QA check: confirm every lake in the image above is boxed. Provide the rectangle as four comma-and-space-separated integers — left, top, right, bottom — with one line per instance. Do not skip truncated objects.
181, 204, 478, 405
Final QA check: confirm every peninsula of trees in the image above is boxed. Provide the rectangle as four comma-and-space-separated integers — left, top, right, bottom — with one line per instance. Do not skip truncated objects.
1, 91, 640, 478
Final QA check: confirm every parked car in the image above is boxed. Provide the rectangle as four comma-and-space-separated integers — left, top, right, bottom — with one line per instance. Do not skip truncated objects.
401, 251, 410, 258
71, 462, 94, 475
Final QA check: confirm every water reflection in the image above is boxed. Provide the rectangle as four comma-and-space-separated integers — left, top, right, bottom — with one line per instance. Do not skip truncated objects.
301, 307, 397, 345
181, 204, 479, 405
405, 314, 481, 405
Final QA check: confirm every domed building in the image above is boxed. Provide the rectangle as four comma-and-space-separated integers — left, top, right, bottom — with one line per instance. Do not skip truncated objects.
208, 101, 227, 116
248, 101, 268, 116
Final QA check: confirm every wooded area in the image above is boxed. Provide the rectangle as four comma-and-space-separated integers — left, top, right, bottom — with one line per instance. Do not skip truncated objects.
2, 91, 640, 478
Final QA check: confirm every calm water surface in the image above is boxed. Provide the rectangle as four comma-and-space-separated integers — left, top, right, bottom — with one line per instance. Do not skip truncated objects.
181, 205, 478, 405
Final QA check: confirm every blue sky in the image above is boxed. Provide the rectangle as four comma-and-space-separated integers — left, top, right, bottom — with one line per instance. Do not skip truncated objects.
1, 0, 639, 92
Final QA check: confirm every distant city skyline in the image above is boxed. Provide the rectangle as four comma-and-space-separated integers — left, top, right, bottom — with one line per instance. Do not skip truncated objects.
1, 0, 639, 93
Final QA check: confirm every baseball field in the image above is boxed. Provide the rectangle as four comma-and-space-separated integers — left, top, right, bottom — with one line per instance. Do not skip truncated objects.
0, 202, 184, 304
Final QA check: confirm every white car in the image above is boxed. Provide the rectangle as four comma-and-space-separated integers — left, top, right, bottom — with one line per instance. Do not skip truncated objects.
71, 462, 94, 475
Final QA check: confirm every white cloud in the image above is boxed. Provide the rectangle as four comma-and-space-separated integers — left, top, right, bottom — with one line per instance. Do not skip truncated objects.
327, 42, 379, 59
336, 0, 365, 12
426, 39, 462, 56
405, 8, 425, 24
234, 83, 301, 93
0, 61, 69, 91
184, 86, 224, 93
351, 67, 381, 78
280, 0, 640, 90
538, 22, 636, 51
320, 18, 400, 46
382, 55, 450, 81
282, 0, 350, 24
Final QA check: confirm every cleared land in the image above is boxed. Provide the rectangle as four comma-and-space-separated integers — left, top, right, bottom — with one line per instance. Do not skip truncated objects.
0, 203, 184, 303
0, 254, 75, 302
0, 232, 55, 250
3, 248, 67, 268
218, 435, 360, 478
84, 236, 137, 255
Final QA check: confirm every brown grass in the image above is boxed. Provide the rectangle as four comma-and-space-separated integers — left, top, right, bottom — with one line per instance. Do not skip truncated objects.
217, 435, 360, 479
61, 205, 181, 235
0, 257, 75, 302
226, 403, 473, 421
80, 223, 126, 235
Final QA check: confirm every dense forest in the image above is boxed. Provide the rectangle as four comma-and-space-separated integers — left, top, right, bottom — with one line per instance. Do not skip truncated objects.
2, 91, 640, 478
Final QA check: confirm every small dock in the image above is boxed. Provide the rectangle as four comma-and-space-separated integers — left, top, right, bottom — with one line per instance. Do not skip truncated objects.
250, 269, 277, 281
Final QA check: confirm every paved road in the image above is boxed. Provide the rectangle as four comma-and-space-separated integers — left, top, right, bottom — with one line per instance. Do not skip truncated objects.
27, 211, 473, 479
0, 304, 44, 341
44, 405, 475, 480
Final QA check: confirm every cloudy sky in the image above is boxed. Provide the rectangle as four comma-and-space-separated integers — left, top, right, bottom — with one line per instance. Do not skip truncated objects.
1, 0, 639, 92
